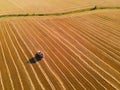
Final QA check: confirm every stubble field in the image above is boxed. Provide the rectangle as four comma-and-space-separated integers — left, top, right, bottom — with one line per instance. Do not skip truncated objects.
0, 0, 120, 90
0, 10, 120, 90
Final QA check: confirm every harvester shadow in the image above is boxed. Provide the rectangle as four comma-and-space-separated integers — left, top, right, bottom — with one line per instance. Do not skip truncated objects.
27, 56, 42, 64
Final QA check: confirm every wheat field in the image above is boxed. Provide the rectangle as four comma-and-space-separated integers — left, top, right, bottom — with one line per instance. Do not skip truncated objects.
0, 0, 120, 14
0, 10, 120, 90
0, 0, 120, 90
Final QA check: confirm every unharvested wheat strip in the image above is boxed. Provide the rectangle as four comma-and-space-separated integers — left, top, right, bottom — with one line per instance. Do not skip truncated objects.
0, 67, 5, 90
37, 19, 111, 89
42, 22, 120, 89
0, 33, 15, 90
13, 22, 55, 90
38, 20, 97, 89
7, 23, 44, 90
23, 20, 76, 90
3, 23, 24, 90
57, 21, 119, 82
4, 23, 35, 90
41, 20, 106, 89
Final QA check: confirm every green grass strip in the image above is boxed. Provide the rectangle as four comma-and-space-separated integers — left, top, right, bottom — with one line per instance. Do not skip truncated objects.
0, 6, 120, 18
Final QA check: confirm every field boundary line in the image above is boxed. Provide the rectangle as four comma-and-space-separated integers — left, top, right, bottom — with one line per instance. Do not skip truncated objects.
0, 6, 120, 18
